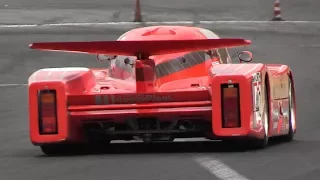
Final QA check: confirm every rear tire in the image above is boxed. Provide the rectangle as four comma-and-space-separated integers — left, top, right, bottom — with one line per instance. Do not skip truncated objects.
40, 144, 69, 155
85, 124, 112, 146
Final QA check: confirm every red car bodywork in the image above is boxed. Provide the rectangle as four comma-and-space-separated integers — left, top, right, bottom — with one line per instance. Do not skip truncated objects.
28, 26, 297, 153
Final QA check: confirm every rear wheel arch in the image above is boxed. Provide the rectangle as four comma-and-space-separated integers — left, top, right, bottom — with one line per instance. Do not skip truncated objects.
247, 72, 270, 149
288, 71, 296, 125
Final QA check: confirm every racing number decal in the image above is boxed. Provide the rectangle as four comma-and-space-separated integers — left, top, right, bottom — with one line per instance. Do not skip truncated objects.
252, 73, 262, 111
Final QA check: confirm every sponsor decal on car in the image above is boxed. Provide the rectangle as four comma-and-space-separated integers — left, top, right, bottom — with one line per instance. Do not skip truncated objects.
251, 72, 262, 129
95, 94, 174, 104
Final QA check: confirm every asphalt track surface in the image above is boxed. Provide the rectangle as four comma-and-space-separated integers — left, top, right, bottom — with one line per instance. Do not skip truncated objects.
1, 0, 320, 24
1, 1, 320, 180
0, 23, 320, 180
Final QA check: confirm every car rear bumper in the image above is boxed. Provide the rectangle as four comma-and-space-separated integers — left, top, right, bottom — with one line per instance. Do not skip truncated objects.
31, 101, 266, 145
69, 105, 212, 122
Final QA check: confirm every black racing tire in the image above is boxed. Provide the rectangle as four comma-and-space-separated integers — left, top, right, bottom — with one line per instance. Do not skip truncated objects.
86, 131, 111, 146
40, 144, 70, 155
250, 133, 268, 149
281, 121, 294, 142
85, 123, 112, 146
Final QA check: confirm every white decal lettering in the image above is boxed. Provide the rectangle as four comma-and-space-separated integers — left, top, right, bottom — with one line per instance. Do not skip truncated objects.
273, 122, 278, 129
95, 94, 174, 104
95, 95, 103, 105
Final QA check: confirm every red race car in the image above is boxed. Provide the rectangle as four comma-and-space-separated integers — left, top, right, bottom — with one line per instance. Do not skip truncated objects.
28, 25, 297, 155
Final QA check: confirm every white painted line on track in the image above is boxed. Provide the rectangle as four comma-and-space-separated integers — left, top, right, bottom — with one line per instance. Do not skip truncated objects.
194, 156, 250, 180
0, 84, 27, 87
1, 20, 320, 28
300, 44, 320, 47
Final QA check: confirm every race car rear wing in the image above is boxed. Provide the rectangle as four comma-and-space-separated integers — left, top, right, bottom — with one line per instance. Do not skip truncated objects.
29, 39, 251, 59
29, 39, 251, 93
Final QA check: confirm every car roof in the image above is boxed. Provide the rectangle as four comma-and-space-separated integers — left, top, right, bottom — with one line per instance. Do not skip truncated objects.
117, 26, 220, 41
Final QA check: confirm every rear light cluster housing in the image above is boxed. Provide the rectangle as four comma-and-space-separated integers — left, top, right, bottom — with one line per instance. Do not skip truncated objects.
221, 83, 241, 128
38, 90, 58, 134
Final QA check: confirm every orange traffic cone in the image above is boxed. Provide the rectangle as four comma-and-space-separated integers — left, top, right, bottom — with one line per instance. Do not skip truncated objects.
271, 0, 284, 21
134, 0, 142, 22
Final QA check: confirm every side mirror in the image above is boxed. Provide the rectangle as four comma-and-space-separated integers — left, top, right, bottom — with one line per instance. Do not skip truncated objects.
238, 51, 253, 63
124, 57, 135, 67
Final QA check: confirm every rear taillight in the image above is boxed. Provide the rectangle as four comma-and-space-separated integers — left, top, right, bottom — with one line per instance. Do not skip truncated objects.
221, 84, 241, 128
38, 90, 58, 134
